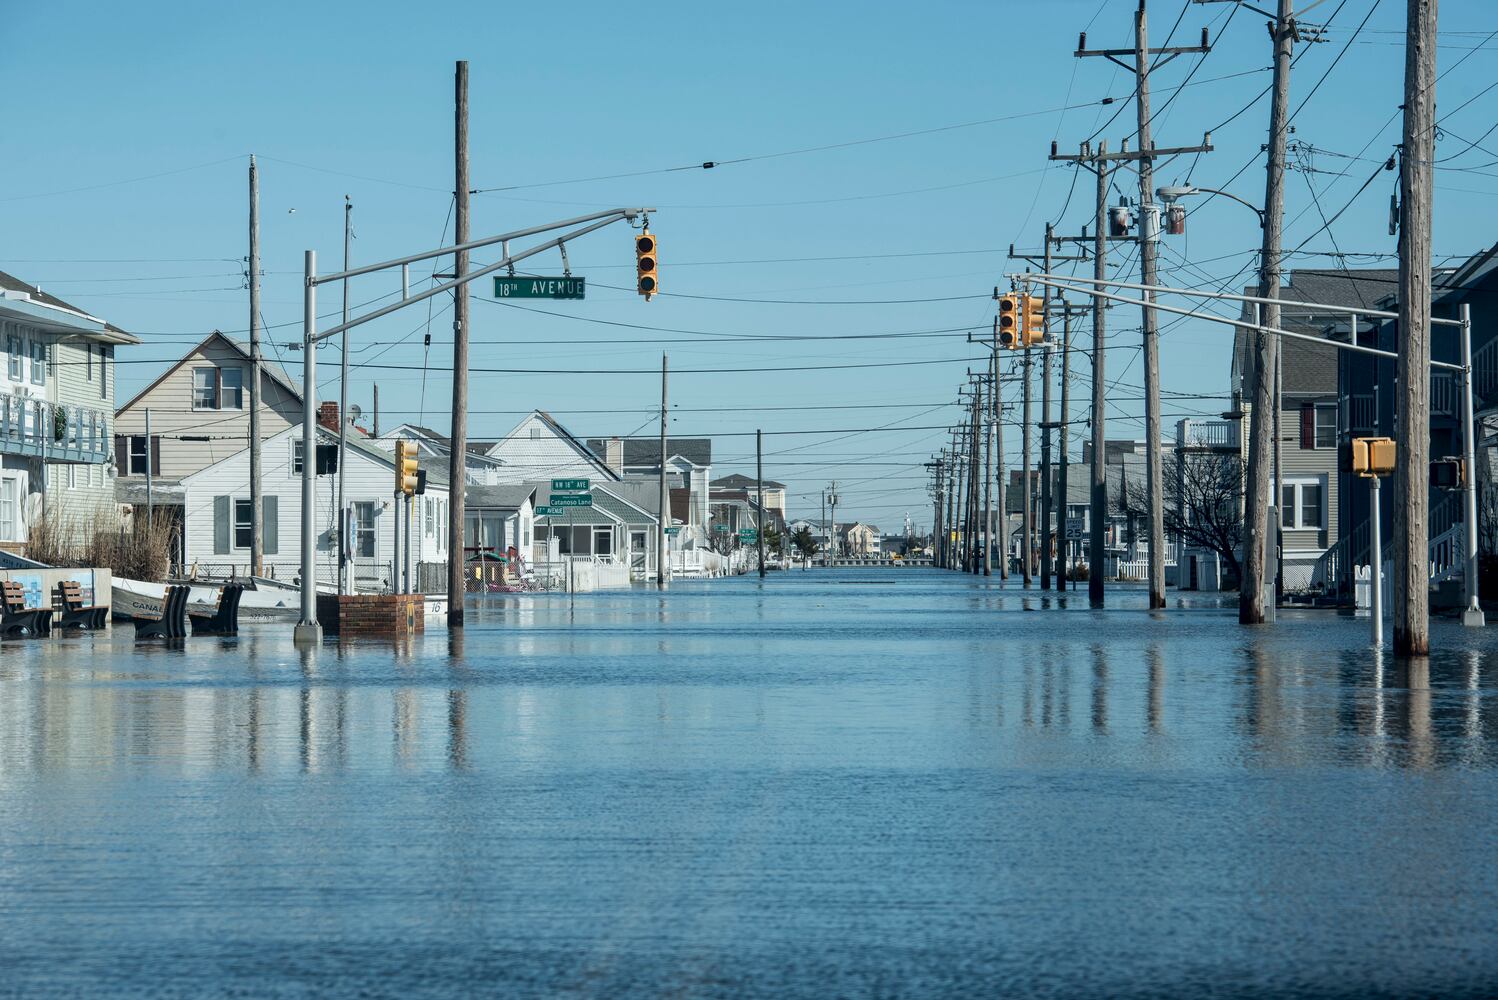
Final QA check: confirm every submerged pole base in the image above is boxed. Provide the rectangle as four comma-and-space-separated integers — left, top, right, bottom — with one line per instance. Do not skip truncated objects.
1463, 607, 1486, 628
293, 622, 323, 644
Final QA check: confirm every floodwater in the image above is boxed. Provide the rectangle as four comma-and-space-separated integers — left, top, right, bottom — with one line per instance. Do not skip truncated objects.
2, 570, 1497, 998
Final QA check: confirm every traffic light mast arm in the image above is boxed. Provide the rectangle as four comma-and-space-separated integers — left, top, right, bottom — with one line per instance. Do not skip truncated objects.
309, 208, 652, 344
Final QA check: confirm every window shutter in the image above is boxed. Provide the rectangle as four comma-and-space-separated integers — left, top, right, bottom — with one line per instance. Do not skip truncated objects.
214, 495, 231, 554
114, 435, 127, 472
150, 436, 162, 476
1299, 404, 1315, 450
264, 496, 279, 556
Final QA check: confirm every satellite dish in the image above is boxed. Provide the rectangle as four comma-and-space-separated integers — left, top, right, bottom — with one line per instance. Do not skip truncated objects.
348, 404, 363, 424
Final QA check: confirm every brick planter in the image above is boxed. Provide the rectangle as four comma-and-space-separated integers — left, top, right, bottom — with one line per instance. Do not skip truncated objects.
317, 593, 425, 638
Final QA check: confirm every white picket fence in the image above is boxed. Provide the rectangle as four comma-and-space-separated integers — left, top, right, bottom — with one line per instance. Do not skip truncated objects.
1353, 524, 1466, 609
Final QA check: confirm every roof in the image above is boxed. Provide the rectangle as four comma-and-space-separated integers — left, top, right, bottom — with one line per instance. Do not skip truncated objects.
0, 270, 139, 344
499, 411, 619, 480
589, 436, 712, 468
712, 473, 786, 489
118, 330, 301, 416
466, 484, 536, 510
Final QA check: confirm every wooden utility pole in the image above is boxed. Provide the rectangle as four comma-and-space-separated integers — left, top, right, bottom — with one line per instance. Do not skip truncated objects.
447, 59, 470, 626
1054, 298, 1089, 590
1077, 4, 1211, 609
982, 366, 994, 576
928, 458, 946, 567
756, 428, 766, 578
1394, 0, 1437, 655
658, 353, 670, 587
248, 155, 263, 577
969, 387, 983, 575
1090, 150, 1109, 607
994, 350, 1008, 579
1239, 0, 1294, 625
1040, 228, 1055, 590
1022, 351, 1033, 586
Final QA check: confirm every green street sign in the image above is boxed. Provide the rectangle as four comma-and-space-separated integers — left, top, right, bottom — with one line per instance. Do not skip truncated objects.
739, 529, 758, 542
551, 478, 589, 492
665, 526, 681, 536
550, 493, 594, 508
534, 506, 554, 516
494, 276, 586, 300
713, 524, 730, 533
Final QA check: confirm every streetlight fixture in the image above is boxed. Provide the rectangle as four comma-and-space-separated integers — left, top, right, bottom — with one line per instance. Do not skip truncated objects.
1156, 184, 1266, 227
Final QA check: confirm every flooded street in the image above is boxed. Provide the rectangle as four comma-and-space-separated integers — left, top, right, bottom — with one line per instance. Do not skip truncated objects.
3, 570, 1497, 997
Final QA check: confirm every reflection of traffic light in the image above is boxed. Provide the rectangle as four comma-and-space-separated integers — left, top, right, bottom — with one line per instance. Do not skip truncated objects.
1022, 294, 1046, 346
996, 294, 1020, 349
395, 440, 419, 495
636, 231, 658, 299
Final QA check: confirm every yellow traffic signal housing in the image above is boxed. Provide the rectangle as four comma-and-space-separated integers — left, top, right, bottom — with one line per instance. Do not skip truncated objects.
996, 294, 1021, 349
395, 439, 420, 495
1350, 436, 1395, 477
635, 230, 658, 299
1021, 294, 1046, 346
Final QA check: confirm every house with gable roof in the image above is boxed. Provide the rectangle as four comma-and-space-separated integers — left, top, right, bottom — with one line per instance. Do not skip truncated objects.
1, 270, 140, 549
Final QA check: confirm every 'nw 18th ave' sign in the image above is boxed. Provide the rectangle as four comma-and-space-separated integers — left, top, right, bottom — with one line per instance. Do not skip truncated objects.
494, 276, 586, 299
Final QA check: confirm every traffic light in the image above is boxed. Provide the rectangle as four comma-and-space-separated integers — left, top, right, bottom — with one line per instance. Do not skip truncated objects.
1430, 457, 1465, 490
996, 294, 1021, 349
395, 439, 419, 495
635, 230, 658, 299
1021, 294, 1046, 346
1350, 436, 1395, 477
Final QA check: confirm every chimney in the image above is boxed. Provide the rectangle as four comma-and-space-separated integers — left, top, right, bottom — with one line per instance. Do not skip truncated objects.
606, 436, 624, 475
318, 401, 339, 431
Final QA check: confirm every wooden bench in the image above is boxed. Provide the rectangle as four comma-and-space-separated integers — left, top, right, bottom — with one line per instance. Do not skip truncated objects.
190, 583, 243, 636
134, 585, 188, 640
2, 580, 52, 638
55, 580, 108, 631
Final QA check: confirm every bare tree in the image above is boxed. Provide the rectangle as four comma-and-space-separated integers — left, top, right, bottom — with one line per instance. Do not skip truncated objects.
1163, 451, 1244, 581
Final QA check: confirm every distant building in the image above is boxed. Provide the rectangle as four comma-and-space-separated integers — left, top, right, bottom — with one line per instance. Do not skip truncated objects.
711, 473, 787, 521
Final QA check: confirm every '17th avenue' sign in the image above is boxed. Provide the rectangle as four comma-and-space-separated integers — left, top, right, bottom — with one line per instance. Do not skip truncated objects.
495, 276, 586, 300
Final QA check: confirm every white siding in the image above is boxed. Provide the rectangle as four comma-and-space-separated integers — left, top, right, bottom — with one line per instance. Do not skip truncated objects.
115, 334, 301, 482
486, 413, 612, 484
180, 425, 447, 590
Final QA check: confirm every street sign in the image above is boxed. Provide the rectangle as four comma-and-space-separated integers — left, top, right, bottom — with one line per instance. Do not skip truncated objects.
494, 276, 586, 300
549, 494, 594, 508
665, 526, 681, 536
534, 506, 554, 516
739, 528, 758, 542
713, 524, 730, 533
551, 478, 589, 492
1065, 517, 1085, 541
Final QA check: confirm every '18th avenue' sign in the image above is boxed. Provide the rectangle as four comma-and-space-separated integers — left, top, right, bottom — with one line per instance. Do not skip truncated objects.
494, 276, 586, 300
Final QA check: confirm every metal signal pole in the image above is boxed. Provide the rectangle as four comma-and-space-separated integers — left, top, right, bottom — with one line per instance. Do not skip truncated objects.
248, 155, 263, 578
756, 428, 766, 578
658, 353, 670, 588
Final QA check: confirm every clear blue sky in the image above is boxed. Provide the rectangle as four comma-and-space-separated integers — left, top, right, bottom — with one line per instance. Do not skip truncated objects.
4, 0, 1495, 528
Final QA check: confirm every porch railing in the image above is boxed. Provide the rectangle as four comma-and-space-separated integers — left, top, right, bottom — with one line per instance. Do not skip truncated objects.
0, 389, 112, 464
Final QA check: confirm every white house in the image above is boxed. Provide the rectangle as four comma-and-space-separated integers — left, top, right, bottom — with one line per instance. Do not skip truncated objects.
374, 421, 507, 485
485, 410, 619, 485
179, 423, 449, 592
1, 271, 138, 550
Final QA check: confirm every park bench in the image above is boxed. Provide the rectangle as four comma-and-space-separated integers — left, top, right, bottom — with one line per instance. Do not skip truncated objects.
189, 583, 243, 636
134, 585, 188, 641
1, 580, 53, 638
55, 580, 108, 631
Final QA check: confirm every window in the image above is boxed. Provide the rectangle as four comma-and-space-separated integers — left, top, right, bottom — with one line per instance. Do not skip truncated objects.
67, 465, 76, 489
86, 344, 93, 382
129, 435, 150, 475
193, 368, 219, 409
234, 498, 253, 548
0, 478, 16, 541
1281, 479, 1325, 530
99, 345, 107, 399
1314, 405, 1336, 448
291, 440, 304, 476
594, 527, 613, 556
425, 498, 434, 536
530, 426, 542, 439
5, 332, 19, 380
353, 501, 377, 558
220, 367, 244, 408
30, 340, 45, 385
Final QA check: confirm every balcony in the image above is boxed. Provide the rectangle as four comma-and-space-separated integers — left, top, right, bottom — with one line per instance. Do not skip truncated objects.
1175, 418, 1240, 452
0, 389, 111, 464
